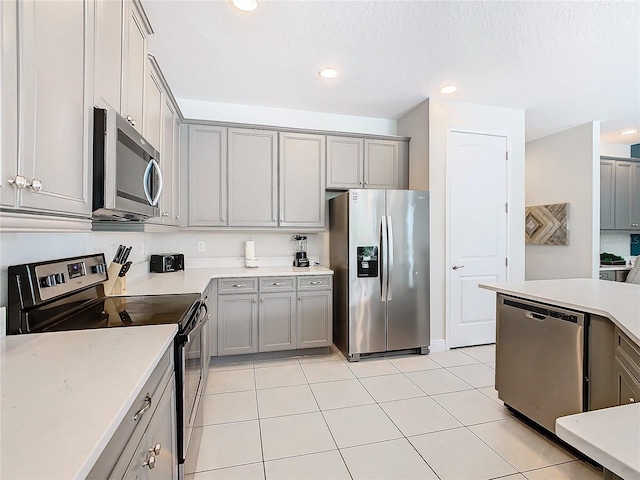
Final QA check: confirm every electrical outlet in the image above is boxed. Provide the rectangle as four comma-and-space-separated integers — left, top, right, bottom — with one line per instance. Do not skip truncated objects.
197, 241, 206, 252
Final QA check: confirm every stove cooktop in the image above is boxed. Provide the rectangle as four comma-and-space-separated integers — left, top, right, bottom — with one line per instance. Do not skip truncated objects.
24, 293, 200, 333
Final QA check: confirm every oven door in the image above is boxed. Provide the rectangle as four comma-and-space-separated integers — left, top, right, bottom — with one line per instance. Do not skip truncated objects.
178, 301, 209, 461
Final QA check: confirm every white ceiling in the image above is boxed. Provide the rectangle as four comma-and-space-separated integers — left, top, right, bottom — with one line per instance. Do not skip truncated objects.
143, 0, 640, 145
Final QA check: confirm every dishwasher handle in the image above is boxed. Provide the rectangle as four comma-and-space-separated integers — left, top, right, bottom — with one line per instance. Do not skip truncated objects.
526, 311, 546, 321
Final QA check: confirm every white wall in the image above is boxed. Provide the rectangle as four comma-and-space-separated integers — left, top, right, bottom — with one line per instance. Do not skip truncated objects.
179, 99, 397, 136
0, 230, 323, 309
397, 101, 429, 190
601, 142, 631, 158
525, 122, 600, 280
398, 99, 526, 351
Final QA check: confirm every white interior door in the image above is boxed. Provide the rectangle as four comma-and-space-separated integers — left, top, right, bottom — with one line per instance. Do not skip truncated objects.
448, 131, 508, 348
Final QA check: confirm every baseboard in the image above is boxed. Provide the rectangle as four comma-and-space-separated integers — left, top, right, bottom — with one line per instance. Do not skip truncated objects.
429, 339, 446, 353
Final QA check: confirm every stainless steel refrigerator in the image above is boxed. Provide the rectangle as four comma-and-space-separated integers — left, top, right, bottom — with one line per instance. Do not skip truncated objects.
329, 189, 430, 361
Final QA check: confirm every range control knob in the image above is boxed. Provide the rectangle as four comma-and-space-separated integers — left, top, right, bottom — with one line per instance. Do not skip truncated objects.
55, 273, 65, 284
91, 264, 106, 274
40, 275, 57, 288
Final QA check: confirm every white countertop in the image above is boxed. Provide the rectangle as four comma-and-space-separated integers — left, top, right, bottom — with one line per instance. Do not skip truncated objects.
1, 325, 178, 480
556, 403, 640, 480
123, 266, 334, 296
479, 278, 640, 346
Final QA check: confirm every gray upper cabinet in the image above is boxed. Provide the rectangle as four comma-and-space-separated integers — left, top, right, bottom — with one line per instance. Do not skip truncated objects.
600, 159, 616, 230
143, 60, 163, 153
13, 0, 93, 216
158, 98, 177, 224
279, 132, 326, 228
258, 292, 296, 352
364, 139, 399, 189
93, 0, 122, 112
121, 0, 150, 134
326, 136, 364, 189
614, 160, 640, 230
188, 125, 228, 226
228, 128, 278, 227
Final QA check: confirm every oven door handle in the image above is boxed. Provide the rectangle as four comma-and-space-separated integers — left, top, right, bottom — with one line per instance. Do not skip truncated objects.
178, 302, 208, 345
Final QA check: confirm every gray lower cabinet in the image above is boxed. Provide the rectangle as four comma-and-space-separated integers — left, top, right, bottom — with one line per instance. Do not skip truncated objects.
188, 125, 228, 226
279, 132, 326, 228
614, 327, 640, 405
228, 128, 278, 227
259, 292, 296, 352
217, 293, 259, 355
297, 291, 332, 348
205, 280, 217, 357
123, 374, 177, 480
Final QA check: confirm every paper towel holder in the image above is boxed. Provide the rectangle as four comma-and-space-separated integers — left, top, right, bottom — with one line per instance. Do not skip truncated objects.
245, 237, 259, 268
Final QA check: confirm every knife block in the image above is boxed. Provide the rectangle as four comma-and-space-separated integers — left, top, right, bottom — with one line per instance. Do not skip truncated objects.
104, 262, 127, 296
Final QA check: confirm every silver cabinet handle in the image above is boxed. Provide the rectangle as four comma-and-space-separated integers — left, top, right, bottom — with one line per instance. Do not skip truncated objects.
452, 265, 465, 270
231, 284, 246, 288
298, 296, 302, 301
162, 212, 169, 217
632, 223, 639, 227
133, 394, 152, 421
126, 115, 135, 126
252, 299, 257, 303
270, 282, 285, 286
260, 298, 264, 303
222, 217, 226, 222
29, 179, 43, 192
8, 175, 29, 189
149, 443, 161, 455
143, 456, 155, 469
630, 397, 636, 403
309, 281, 321, 285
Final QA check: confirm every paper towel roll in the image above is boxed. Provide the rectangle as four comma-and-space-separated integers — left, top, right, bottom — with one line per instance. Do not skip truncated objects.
245, 240, 256, 260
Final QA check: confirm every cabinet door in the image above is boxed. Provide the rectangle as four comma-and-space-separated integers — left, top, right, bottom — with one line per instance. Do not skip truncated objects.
159, 98, 175, 223
188, 125, 227, 226
279, 132, 326, 228
326, 136, 363, 189
171, 115, 181, 225
121, 1, 147, 133
207, 281, 218, 357
123, 375, 177, 480
1, 0, 18, 207
600, 160, 616, 230
364, 139, 398, 189
297, 291, 332, 349
17, 0, 93, 216
259, 292, 296, 352
228, 128, 278, 227
614, 161, 640, 230
94, 0, 122, 112
615, 359, 640, 405
218, 293, 258, 355
144, 61, 163, 153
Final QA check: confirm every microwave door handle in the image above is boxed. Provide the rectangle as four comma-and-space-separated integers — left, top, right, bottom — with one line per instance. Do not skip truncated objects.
149, 158, 163, 206
143, 160, 154, 205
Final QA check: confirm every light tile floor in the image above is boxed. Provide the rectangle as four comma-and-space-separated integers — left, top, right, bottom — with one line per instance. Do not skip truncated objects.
187, 345, 602, 480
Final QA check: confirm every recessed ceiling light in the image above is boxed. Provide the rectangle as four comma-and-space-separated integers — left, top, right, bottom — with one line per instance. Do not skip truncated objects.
319, 68, 338, 79
439, 85, 457, 94
621, 129, 638, 136
230, 0, 257, 12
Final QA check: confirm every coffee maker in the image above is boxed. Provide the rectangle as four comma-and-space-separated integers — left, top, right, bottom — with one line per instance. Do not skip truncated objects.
293, 234, 310, 267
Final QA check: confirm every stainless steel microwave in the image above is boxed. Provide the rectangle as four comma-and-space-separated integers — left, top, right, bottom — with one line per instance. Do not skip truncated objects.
92, 107, 163, 221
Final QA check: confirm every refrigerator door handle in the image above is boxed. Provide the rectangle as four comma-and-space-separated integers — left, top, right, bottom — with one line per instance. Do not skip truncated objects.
387, 215, 394, 301
380, 215, 388, 302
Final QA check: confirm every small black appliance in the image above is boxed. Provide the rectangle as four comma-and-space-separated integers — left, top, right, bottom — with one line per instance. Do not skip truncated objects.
150, 253, 185, 273
293, 234, 309, 267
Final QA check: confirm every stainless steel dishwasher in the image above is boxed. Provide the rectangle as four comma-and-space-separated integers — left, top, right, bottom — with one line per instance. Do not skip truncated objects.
496, 294, 586, 433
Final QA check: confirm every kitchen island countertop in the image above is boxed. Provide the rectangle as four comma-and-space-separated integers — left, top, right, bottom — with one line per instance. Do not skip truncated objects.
479, 278, 640, 346
1, 324, 177, 480
123, 266, 334, 296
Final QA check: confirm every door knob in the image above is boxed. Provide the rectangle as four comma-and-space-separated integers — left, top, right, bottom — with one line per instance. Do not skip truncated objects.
452, 265, 465, 270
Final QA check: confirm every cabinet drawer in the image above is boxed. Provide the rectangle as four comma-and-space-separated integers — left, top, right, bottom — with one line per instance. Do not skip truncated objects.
219, 278, 258, 294
297, 276, 332, 291
260, 277, 295, 293
616, 328, 640, 382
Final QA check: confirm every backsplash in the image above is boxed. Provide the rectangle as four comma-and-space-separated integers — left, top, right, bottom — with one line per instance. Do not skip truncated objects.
600, 231, 634, 261
0, 230, 326, 309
